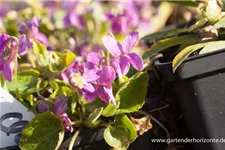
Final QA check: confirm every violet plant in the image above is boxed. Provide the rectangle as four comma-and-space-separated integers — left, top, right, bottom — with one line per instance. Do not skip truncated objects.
0, 30, 149, 150
0, 1, 156, 150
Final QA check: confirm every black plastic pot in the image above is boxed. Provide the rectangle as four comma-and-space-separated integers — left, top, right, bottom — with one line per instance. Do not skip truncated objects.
1, 128, 156, 150
154, 49, 225, 150
60, 127, 157, 150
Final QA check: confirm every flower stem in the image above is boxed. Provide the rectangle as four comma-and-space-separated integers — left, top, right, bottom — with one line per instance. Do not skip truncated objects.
10, 36, 19, 98
68, 128, 81, 150
36, 78, 53, 104
106, 51, 110, 66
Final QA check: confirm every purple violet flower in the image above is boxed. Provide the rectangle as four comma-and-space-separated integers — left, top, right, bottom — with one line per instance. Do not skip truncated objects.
38, 98, 73, 133
63, 13, 86, 30
63, 68, 99, 102
18, 34, 32, 56
111, 15, 129, 34
0, 34, 10, 56
17, 17, 49, 56
0, 35, 17, 82
85, 52, 116, 105
102, 31, 143, 77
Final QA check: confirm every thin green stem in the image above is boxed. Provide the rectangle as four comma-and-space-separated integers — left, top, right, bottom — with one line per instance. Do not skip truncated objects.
36, 79, 53, 104
106, 51, 110, 66
10, 36, 19, 98
68, 128, 81, 150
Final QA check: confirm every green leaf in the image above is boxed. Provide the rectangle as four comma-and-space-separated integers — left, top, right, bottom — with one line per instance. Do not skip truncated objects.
6, 76, 48, 94
19, 112, 64, 150
104, 114, 136, 149
214, 17, 225, 29
143, 35, 199, 59
167, 1, 199, 7
17, 69, 40, 76
172, 43, 205, 72
86, 107, 103, 127
49, 81, 59, 90
118, 76, 129, 87
189, 18, 208, 31
49, 51, 76, 73
199, 41, 225, 54
116, 72, 148, 114
85, 98, 107, 113
141, 28, 189, 42
32, 40, 49, 66
173, 40, 225, 72
217, 0, 225, 10
102, 72, 148, 117
50, 86, 71, 99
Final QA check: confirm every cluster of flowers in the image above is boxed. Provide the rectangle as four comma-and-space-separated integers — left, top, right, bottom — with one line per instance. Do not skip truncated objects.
0, 1, 145, 133
62, 31, 143, 105
1, 28, 143, 133
0, 17, 48, 82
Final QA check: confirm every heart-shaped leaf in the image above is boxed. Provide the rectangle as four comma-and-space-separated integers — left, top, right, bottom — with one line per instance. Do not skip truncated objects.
102, 72, 148, 117
19, 112, 64, 150
6, 75, 48, 94
104, 114, 136, 149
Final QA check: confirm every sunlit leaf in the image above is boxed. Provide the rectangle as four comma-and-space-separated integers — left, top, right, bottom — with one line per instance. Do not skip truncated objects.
189, 18, 208, 31
104, 114, 136, 149
172, 43, 205, 72
32, 40, 49, 66
86, 107, 103, 127
103, 72, 148, 117
49, 51, 76, 73
143, 35, 199, 59
141, 28, 189, 42
19, 112, 64, 150
199, 41, 225, 54
214, 17, 225, 29
167, 1, 200, 7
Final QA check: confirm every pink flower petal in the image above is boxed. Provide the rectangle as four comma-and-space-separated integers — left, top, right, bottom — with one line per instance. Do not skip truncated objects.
119, 55, 130, 76
102, 36, 123, 57
79, 89, 97, 103
111, 59, 122, 78
96, 85, 110, 103
86, 52, 101, 69
97, 66, 115, 85
61, 72, 70, 83
3, 61, 14, 82
103, 85, 116, 105
122, 31, 139, 53
83, 83, 95, 93
0, 34, 10, 55
96, 85, 116, 105
126, 53, 143, 71
0, 60, 4, 71
82, 69, 100, 82
111, 56, 130, 77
